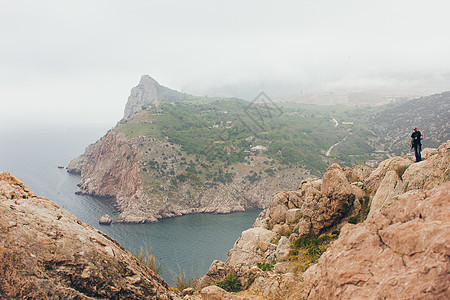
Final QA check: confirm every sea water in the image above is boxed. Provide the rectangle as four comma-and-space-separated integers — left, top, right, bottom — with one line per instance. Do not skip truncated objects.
0, 125, 261, 285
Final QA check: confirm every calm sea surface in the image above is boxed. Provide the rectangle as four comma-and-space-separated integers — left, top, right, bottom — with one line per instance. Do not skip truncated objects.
0, 125, 261, 285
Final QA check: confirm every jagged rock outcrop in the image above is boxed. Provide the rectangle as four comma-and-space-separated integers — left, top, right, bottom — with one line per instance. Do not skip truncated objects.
195, 140, 450, 299
297, 182, 450, 299
124, 75, 161, 119
0, 171, 175, 299
227, 228, 277, 266
402, 141, 450, 191
259, 162, 365, 240
123, 75, 198, 119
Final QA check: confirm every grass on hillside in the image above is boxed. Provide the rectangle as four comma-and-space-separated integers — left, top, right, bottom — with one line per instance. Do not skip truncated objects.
118, 100, 378, 176
131, 246, 164, 275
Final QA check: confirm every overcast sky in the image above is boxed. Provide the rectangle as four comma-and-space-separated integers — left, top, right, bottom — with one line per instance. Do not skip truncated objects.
1, 0, 449, 128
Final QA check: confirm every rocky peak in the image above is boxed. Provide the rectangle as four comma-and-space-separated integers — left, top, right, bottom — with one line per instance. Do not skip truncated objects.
123, 75, 161, 119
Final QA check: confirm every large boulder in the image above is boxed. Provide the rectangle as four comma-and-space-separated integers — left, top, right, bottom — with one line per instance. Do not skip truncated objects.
344, 164, 373, 183
0, 171, 173, 299
368, 170, 404, 217
200, 285, 233, 300
193, 260, 232, 291
402, 140, 450, 191
297, 182, 450, 299
364, 156, 413, 193
99, 214, 113, 225
226, 227, 277, 266
266, 164, 362, 238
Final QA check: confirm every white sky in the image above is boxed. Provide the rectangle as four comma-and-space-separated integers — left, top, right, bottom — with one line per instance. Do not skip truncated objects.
1, 0, 449, 127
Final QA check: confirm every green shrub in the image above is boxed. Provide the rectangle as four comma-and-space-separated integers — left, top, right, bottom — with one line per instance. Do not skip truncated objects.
290, 234, 338, 272
216, 272, 242, 292
257, 260, 274, 271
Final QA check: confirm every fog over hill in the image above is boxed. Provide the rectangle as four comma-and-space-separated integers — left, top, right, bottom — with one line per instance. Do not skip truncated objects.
185, 72, 450, 105
2, 1, 450, 126
368, 91, 450, 155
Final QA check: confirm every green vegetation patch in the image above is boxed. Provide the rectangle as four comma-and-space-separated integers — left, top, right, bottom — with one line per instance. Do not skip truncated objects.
257, 260, 275, 271
289, 233, 339, 272
117, 96, 399, 178
216, 272, 242, 292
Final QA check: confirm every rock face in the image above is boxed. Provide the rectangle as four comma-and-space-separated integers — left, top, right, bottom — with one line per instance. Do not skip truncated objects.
226, 227, 276, 266
298, 182, 450, 299
67, 131, 149, 222
123, 75, 198, 119
124, 75, 161, 119
99, 214, 112, 225
68, 120, 309, 223
195, 140, 450, 299
0, 171, 173, 299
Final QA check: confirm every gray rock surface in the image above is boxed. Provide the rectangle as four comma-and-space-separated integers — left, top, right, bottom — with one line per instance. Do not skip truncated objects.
124, 75, 160, 119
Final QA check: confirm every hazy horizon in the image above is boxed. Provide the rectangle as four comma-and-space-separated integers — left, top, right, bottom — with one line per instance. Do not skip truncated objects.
1, 0, 449, 128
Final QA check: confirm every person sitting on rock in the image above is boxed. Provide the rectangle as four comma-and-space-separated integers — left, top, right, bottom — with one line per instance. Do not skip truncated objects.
410, 127, 424, 162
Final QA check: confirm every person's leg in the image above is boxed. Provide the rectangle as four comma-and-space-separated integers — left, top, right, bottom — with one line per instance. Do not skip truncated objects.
418, 144, 422, 162
414, 144, 420, 162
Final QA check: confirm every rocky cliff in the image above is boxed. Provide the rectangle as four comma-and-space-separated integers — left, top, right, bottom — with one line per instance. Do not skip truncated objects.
194, 140, 450, 299
69, 77, 449, 226
123, 75, 204, 119
68, 128, 308, 223
124, 75, 161, 119
0, 171, 175, 299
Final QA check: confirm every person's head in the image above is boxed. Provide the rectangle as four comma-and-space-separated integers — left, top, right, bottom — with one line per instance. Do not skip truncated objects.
414, 127, 418, 132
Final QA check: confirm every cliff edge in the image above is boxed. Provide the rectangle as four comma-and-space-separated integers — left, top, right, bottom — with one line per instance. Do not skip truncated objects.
0, 171, 175, 299
194, 140, 450, 299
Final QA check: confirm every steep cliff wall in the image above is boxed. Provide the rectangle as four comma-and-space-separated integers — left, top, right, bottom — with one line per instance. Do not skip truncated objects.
68, 127, 308, 223
124, 75, 161, 119
123, 75, 206, 119
0, 171, 175, 299
195, 140, 450, 299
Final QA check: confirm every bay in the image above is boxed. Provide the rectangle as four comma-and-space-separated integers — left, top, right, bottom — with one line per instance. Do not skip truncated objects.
0, 125, 261, 285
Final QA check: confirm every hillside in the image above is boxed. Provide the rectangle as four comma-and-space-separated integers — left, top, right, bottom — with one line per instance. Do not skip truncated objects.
194, 140, 450, 299
68, 76, 378, 223
68, 76, 449, 223
2, 143, 448, 299
368, 91, 450, 155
